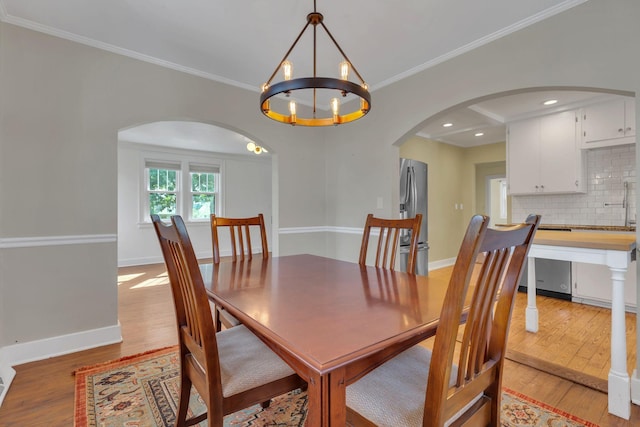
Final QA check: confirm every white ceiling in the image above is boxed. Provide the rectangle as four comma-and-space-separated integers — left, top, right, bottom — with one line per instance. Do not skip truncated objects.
418, 90, 627, 147
1, 0, 600, 151
119, 121, 263, 156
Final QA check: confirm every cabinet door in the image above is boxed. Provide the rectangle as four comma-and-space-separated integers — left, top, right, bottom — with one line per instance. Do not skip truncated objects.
507, 118, 540, 195
539, 111, 580, 193
573, 262, 636, 309
624, 98, 636, 137
582, 99, 627, 144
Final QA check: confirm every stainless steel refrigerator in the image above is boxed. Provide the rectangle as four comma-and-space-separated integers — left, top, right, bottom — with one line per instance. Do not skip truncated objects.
399, 158, 429, 275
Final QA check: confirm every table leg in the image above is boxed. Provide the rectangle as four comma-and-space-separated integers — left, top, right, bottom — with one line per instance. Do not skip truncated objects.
304, 370, 347, 427
328, 368, 347, 426
608, 267, 631, 420
305, 374, 323, 427
525, 257, 538, 332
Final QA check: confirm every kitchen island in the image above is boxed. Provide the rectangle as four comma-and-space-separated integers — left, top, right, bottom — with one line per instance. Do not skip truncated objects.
524, 230, 636, 419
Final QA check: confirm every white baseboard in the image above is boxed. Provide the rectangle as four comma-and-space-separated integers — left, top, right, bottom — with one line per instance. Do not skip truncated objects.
571, 296, 637, 314
428, 257, 457, 271
2, 323, 122, 367
0, 324, 121, 408
118, 249, 250, 267
0, 349, 16, 408
118, 255, 165, 267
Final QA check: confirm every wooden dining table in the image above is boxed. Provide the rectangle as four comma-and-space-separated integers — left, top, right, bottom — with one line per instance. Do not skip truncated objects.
200, 254, 451, 426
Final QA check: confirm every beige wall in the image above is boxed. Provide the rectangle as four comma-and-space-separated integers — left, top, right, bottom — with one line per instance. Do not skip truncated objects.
464, 143, 507, 216
399, 139, 507, 262
400, 137, 465, 262
475, 161, 506, 216
0, 21, 328, 354
1, 0, 639, 361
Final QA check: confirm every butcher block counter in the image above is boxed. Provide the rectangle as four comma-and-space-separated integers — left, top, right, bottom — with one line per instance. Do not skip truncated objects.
524, 228, 637, 419
533, 229, 636, 251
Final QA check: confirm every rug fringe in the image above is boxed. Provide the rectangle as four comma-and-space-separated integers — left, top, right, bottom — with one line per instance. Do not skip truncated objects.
72, 345, 178, 376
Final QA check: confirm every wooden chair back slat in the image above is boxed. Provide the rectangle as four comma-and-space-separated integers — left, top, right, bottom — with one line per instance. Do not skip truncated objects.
152, 214, 304, 427
211, 214, 269, 263
359, 214, 422, 274
151, 215, 222, 400
424, 213, 540, 426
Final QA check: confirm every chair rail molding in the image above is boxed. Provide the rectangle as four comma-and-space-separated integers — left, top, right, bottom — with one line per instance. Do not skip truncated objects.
0, 234, 116, 249
278, 226, 368, 235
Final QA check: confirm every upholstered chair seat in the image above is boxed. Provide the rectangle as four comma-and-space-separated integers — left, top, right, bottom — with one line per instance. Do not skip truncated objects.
217, 325, 298, 396
347, 345, 464, 426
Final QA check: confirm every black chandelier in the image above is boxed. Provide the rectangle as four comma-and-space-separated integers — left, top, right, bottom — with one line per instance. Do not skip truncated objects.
260, 0, 371, 126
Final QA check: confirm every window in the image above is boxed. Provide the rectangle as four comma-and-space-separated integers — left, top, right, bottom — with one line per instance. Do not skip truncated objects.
144, 159, 221, 222
146, 161, 180, 220
190, 164, 219, 220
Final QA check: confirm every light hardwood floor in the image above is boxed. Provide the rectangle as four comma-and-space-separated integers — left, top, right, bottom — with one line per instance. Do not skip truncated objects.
0, 262, 639, 426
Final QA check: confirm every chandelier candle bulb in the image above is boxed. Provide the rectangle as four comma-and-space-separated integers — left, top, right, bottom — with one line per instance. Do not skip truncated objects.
331, 97, 340, 124
331, 98, 340, 115
289, 100, 297, 124
282, 60, 293, 81
340, 61, 350, 80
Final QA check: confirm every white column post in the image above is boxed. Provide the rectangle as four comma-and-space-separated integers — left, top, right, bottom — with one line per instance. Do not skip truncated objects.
608, 266, 630, 420
632, 248, 640, 405
525, 256, 538, 332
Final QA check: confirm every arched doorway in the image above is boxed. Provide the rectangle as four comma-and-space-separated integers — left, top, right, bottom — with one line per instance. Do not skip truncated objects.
116, 120, 274, 266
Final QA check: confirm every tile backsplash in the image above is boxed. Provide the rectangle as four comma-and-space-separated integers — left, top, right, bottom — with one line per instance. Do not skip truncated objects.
511, 144, 636, 226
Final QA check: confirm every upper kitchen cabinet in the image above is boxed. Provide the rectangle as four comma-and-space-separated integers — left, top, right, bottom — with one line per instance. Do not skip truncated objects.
507, 110, 585, 195
580, 97, 636, 149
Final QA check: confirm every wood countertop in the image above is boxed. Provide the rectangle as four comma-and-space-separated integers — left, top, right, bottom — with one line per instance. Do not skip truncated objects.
533, 230, 636, 251
497, 223, 635, 232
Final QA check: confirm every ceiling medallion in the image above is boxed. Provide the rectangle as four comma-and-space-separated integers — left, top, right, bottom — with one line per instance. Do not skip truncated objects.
260, 0, 371, 126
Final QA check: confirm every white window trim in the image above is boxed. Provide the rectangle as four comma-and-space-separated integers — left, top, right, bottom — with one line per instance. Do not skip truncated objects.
138, 150, 224, 226
144, 159, 181, 221
187, 163, 221, 222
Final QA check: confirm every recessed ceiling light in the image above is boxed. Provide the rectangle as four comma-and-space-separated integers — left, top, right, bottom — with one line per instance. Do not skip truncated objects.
475, 132, 484, 137
442, 123, 453, 127
543, 99, 558, 106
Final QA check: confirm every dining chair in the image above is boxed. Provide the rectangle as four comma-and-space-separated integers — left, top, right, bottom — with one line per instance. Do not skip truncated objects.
151, 215, 305, 427
346, 213, 541, 427
359, 213, 422, 274
210, 213, 269, 330
211, 213, 269, 264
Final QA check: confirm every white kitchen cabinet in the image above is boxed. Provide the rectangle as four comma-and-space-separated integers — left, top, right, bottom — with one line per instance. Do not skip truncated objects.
507, 110, 585, 195
580, 97, 636, 148
573, 261, 637, 311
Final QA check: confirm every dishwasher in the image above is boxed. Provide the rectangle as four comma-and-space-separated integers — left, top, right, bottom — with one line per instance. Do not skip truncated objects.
517, 228, 572, 301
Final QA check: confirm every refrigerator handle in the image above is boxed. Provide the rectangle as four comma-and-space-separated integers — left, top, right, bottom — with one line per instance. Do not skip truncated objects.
409, 166, 418, 219
400, 167, 416, 243
400, 166, 411, 217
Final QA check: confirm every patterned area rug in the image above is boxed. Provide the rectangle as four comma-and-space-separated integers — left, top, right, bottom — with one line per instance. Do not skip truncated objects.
74, 346, 599, 427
